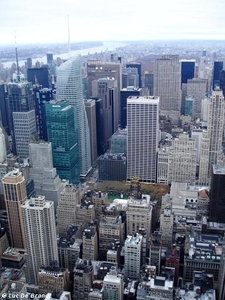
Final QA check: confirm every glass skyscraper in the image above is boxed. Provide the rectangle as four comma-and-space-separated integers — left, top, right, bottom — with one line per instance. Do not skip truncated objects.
56, 55, 91, 178
45, 100, 80, 184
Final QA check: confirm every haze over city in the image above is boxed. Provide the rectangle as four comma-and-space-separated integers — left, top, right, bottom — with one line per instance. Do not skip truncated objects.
1, 0, 225, 44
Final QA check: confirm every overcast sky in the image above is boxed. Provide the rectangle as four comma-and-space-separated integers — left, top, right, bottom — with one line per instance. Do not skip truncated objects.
1, 0, 225, 45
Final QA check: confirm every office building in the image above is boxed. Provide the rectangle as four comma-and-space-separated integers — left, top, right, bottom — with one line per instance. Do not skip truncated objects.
26, 57, 32, 68
2, 169, 26, 248
34, 86, 54, 141
85, 99, 97, 166
22, 196, 58, 285
180, 59, 195, 86
92, 77, 116, 147
124, 234, 143, 279
126, 63, 142, 88
57, 184, 79, 236
126, 194, 152, 247
165, 246, 180, 285
73, 259, 94, 300
38, 264, 70, 295
218, 237, 225, 300
0, 128, 6, 163
198, 131, 210, 185
201, 97, 210, 121
219, 69, 225, 96
0, 84, 10, 135
46, 100, 80, 184
160, 205, 173, 248
154, 55, 181, 120
57, 225, 82, 273
157, 147, 170, 184
120, 87, 142, 128
29, 140, 64, 211
213, 61, 223, 89
122, 67, 139, 88
209, 165, 225, 222
99, 216, 124, 256
98, 153, 127, 181
149, 232, 162, 275
7, 81, 36, 158
75, 200, 95, 225
47, 53, 54, 65
87, 60, 121, 131
110, 129, 127, 154
184, 232, 222, 282
208, 89, 225, 175
184, 97, 193, 117
187, 78, 208, 119
127, 96, 159, 183
82, 227, 98, 261
103, 267, 123, 300
57, 56, 92, 178
168, 133, 197, 184
27, 66, 49, 88
144, 72, 154, 95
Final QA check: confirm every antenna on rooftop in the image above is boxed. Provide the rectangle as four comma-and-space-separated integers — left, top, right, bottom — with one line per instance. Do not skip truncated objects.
68, 15, 71, 59
14, 31, 20, 82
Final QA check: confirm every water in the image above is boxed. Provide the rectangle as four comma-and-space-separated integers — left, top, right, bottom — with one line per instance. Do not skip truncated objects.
1, 41, 126, 68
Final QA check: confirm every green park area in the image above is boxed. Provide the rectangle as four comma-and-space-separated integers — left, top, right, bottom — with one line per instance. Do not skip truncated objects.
96, 181, 169, 202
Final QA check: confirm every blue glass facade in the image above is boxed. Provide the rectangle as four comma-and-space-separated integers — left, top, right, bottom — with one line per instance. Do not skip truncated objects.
45, 100, 80, 184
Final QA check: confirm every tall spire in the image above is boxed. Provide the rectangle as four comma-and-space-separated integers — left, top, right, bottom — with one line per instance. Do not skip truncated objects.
68, 15, 71, 59
14, 32, 20, 82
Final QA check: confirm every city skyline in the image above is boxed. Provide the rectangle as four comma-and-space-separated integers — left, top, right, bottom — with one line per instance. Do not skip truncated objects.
1, 0, 225, 45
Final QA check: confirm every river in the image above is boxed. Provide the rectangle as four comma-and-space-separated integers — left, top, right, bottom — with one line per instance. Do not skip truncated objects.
1, 41, 127, 68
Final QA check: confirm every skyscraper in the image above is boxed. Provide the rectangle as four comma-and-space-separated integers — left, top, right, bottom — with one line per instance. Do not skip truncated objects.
27, 66, 49, 88
126, 63, 142, 88
22, 196, 58, 285
208, 89, 225, 175
154, 55, 181, 120
85, 99, 97, 166
103, 268, 124, 300
45, 100, 80, 184
7, 81, 36, 158
127, 96, 159, 183
57, 56, 91, 178
0, 128, 6, 164
87, 60, 121, 131
213, 61, 223, 90
2, 169, 26, 248
180, 59, 195, 86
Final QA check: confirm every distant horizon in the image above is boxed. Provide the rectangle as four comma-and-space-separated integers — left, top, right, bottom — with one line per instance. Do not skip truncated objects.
1, 38, 225, 48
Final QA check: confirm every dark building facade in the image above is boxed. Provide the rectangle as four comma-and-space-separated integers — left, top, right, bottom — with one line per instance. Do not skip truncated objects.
209, 165, 225, 222
126, 63, 142, 88
0, 84, 10, 135
34, 86, 55, 141
27, 66, 49, 88
94, 98, 105, 156
120, 88, 141, 128
98, 153, 127, 181
213, 61, 223, 90
180, 60, 195, 85
220, 69, 225, 97
144, 73, 154, 96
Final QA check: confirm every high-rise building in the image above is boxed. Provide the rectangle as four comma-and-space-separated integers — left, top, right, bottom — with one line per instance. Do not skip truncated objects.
29, 141, 64, 211
160, 205, 173, 248
2, 169, 26, 248
87, 60, 121, 132
219, 69, 225, 97
22, 196, 58, 285
0, 84, 10, 135
0, 128, 6, 163
122, 67, 139, 88
46, 100, 80, 184
26, 58, 32, 69
154, 55, 181, 120
34, 86, 54, 141
82, 226, 98, 261
126, 63, 142, 88
74, 259, 94, 300
180, 59, 195, 86
27, 66, 49, 88
7, 81, 36, 158
209, 165, 225, 222
103, 268, 124, 300
85, 99, 97, 166
144, 72, 154, 96
110, 129, 127, 154
187, 78, 208, 119
213, 61, 223, 89
120, 87, 142, 129
57, 56, 91, 178
124, 234, 143, 279
47, 53, 53, 65
208, 89, 225, 175
57, 184, 79, 236
127, 96, 159, 183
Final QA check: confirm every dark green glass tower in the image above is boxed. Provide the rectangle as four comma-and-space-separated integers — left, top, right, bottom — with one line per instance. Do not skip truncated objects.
45, 100, 79, 184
